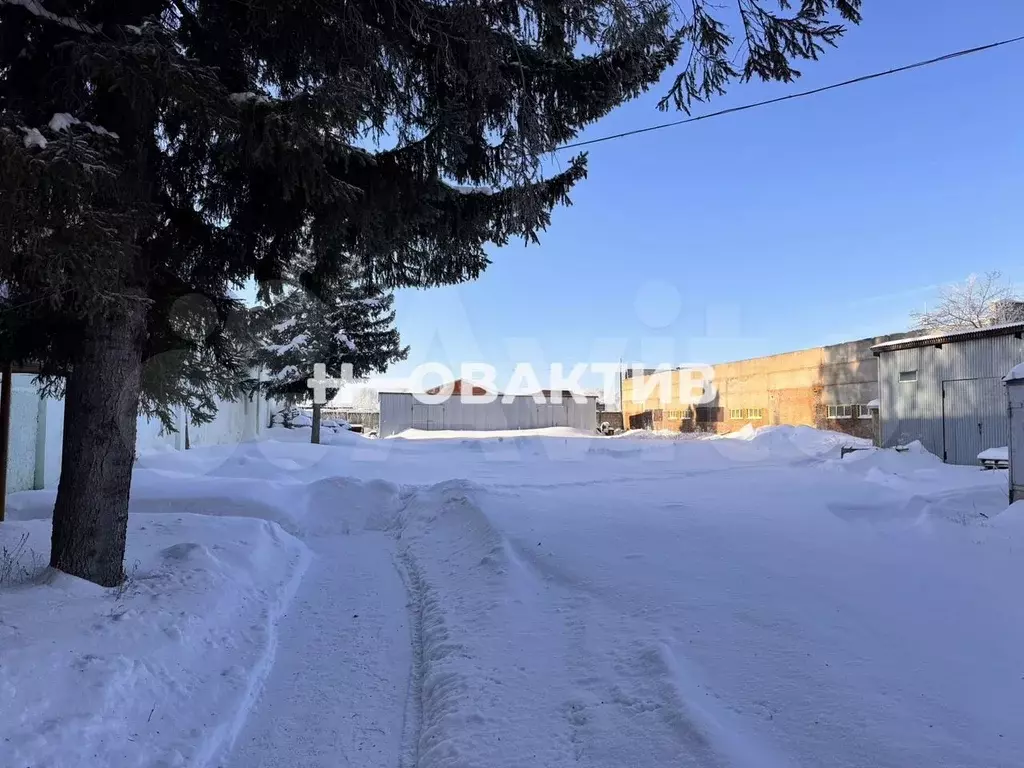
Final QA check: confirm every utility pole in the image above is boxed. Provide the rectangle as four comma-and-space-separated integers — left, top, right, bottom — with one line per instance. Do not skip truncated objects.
619, 358, 625, 428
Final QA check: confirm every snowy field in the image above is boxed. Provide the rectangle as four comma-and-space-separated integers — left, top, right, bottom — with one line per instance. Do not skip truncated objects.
2, 426, 1022, 768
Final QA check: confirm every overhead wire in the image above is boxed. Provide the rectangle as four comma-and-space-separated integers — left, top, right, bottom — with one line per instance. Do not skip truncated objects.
557, 35, 1024, 151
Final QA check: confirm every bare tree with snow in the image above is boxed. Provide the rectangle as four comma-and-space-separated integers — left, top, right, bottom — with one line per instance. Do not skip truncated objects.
910, 272, 1024, 331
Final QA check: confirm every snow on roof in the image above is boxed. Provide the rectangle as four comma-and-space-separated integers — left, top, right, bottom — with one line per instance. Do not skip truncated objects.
867, 399, 880, 408
978, 446, 1008, 462
425, 379, 498, 397
872, 322, 1024, 353
1004, 363, 1024, 383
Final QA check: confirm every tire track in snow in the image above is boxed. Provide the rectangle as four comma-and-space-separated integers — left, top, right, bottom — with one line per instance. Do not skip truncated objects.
392, 490, 425, 768
223, 477, 413, 768
392, 478, 786, 768
504, 530, 736, 768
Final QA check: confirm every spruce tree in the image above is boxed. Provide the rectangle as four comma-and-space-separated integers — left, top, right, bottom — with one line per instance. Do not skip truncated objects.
0, 0, 861, 586
254, 268, 408, 444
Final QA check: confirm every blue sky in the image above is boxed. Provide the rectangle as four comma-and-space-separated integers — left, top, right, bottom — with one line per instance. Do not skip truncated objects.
275, 1, 1024, 392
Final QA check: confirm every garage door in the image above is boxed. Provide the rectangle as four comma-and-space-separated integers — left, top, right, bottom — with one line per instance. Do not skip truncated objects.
942, 377, 1009, 465
411, 404, 444, 431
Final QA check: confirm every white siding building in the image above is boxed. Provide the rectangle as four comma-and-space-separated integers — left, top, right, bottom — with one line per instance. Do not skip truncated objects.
379, 390, 599, 436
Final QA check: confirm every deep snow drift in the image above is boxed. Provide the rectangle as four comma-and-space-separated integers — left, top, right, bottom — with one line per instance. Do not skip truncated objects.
0, 514, 307, 768
1, 425, 1021, 768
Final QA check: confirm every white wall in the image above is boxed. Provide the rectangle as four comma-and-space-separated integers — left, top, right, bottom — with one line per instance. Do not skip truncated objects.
136, 405, 187, 454
5, 374, 41, 493
4, 376, 281, 494
187, 390, 278, 448
35, 396, 65, 490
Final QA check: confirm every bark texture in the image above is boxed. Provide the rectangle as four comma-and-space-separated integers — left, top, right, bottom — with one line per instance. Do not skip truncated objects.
50, 300, 148, 586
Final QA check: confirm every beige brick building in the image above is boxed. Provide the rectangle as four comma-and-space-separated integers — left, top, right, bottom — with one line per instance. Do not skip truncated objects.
622, 334, 909, 439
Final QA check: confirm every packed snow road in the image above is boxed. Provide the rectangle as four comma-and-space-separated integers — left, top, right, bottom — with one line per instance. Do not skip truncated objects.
1, 426, 1022, 768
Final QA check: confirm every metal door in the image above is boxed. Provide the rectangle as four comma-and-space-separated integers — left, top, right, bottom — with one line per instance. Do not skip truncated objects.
942, 378, 1009, 465
411, 404, 443, 431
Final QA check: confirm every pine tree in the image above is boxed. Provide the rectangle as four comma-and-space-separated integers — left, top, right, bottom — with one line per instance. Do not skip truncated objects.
254, 266, 408, 444
0, 0, 861, 586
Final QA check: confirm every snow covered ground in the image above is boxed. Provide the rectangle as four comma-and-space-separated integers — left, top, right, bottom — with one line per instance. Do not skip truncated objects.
0, 514, 307, 768
2, 425, 1022, 768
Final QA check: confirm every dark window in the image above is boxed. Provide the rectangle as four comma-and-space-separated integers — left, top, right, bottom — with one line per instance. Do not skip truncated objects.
899, 370, 918, 383
695, 406, 721, 423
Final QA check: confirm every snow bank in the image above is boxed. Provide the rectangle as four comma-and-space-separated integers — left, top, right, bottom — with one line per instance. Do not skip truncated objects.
719, 423, 868, 455
390, 426, 596, 440
987, 500, 1024, 533
610, 428, 702, 440
0, 515, 308, 768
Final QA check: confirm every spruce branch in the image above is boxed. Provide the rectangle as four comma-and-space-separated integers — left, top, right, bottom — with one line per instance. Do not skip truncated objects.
0, 0, 101, 34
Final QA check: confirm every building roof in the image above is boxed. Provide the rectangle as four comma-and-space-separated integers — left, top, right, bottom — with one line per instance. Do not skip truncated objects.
871, 322, 1024, 354
425, 379, 497, 397
533, 389, 599, 400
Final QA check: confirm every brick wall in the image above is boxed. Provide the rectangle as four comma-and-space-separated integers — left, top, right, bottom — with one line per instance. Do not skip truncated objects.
623, 334, 902, 437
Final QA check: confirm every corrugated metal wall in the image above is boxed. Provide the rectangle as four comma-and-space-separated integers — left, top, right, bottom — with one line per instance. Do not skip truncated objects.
379, 393, 598, 436
878, 333, 1024, 464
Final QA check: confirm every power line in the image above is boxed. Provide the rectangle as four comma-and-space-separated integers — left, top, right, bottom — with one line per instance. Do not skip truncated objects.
557, 34, 1024, 152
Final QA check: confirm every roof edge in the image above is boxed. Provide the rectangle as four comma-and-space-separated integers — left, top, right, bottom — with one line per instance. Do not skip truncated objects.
872, 322, 1024, 354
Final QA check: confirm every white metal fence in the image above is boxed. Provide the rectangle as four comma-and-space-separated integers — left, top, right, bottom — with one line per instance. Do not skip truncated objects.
3, 372, 279, 494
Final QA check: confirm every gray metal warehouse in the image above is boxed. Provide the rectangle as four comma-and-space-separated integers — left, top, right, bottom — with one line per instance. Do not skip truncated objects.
378, 388, 599, 436
873, 322, 1024, 465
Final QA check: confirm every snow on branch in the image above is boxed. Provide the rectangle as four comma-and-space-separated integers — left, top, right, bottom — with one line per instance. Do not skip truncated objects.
49, 113, 78, 132
271, 364, 300, 382
84, 122, 119, 139
1, 0, 101, 34
265, 333, 308, 356
49, 112, 120, 140
272, 317, 297, 333
21, 127, 46, 149
229, 92, 272, 105
335, 331, 357, 351
449, 183, 495, 195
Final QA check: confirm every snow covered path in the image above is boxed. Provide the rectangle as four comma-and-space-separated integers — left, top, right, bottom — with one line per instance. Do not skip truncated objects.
227, 533, 411, 768
3, 426, 1023, 768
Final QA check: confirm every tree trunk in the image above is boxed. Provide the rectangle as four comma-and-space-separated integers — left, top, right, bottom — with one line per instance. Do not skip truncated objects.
311, 402, 322, 445
50, 301, 148, 587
